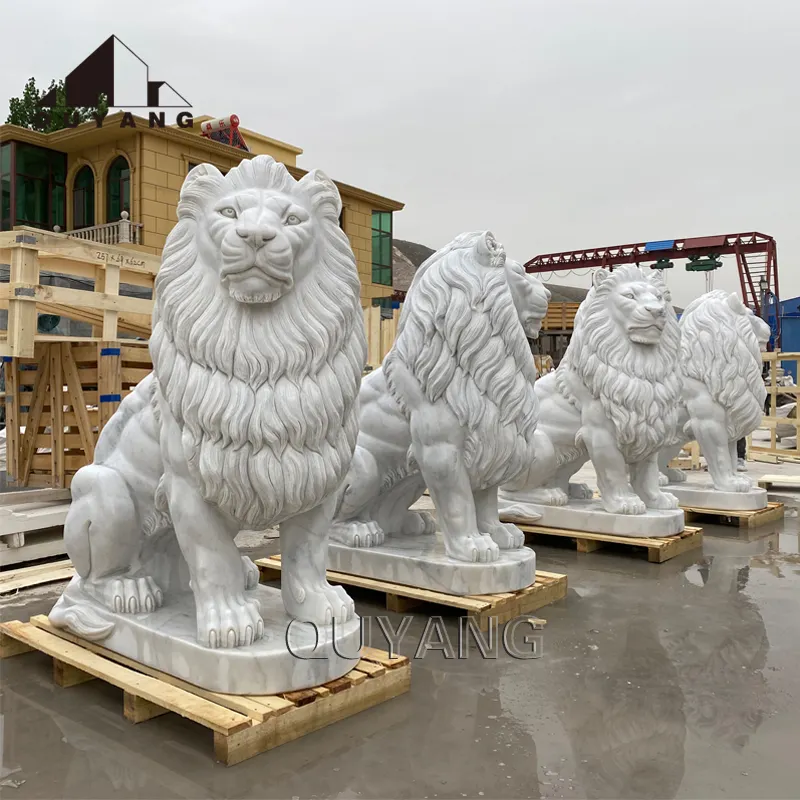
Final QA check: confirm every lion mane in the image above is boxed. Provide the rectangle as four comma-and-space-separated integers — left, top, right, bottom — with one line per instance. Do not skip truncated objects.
149, 156, 365, 529
559, 265, 682, 463
679, 290, 767, 440
383, 231, 539, 489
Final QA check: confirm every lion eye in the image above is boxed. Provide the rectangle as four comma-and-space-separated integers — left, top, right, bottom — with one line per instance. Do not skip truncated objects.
622, 291, 635, 299
285, 214, 301, 226
218, 207, 237, 219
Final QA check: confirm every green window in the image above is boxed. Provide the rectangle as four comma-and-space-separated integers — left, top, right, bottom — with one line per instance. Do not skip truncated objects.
1, 143, 11, 231
106, 156, 131, 222
72, 165, 95, 229
11, 142, 66, 230
371, 210, 392, 286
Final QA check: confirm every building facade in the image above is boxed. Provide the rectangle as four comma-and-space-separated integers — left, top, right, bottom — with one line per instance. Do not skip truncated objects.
0, 113, 403, 306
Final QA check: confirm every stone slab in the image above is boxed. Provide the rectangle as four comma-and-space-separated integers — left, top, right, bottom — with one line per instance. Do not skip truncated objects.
666, 484, 768, 512
499, 498, 685, 538
327, 533, 536, 596
49, 579, 360, 695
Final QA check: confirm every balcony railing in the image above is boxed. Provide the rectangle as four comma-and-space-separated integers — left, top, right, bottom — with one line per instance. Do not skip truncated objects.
62, 211, 143, 246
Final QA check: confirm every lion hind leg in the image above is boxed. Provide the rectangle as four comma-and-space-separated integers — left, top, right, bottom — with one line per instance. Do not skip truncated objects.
64, 465, 164, 613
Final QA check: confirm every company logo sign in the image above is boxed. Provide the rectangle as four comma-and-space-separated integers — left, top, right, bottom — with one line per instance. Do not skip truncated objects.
39, 35, 193, 129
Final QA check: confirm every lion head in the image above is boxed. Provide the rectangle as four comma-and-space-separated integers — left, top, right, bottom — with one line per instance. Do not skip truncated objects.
505, 259, 551, 339
149, 155, 366, 529
561, 265, 682, 462
679, 290, 769, 440
384, 231, 539, 489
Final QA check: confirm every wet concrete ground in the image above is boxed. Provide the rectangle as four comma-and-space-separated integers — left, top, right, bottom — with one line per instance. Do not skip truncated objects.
1, 463, 799, 799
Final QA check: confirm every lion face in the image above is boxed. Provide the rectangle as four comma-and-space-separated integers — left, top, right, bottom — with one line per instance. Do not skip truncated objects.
598, 271, 671, 345
506, 260, 551, 339
196, 187, 319, 304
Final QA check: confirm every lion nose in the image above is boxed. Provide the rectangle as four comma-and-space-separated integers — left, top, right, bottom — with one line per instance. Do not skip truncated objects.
645, 303, 665, 317
236, 225, 278, 248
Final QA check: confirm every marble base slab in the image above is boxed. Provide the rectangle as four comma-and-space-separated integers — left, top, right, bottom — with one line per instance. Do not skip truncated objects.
666, 484, 768, 512
49, 578, 360, 695
500, 498, 685, 538
327, 533, 536, 596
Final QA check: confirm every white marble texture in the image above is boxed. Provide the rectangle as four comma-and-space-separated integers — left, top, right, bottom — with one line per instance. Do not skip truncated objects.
500, 266, 684, 518
51, 577, 360, 694
500, 498, 685, 538
328, 534, 536, 596
659, 290, 771, 494
50, 156, 368, 693
666, 484, 768, 512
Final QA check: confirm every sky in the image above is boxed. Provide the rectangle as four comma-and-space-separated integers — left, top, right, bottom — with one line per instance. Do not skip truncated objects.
2, 0, 798, 307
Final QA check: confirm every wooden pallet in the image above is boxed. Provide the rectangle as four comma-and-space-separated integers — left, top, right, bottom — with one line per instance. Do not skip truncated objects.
0, 615, 410, 766
757, 474, 800, 491
0, 558, 74, 594
516, 523, 703, 563
256, 555, 566, 631
682, 501, 784, 529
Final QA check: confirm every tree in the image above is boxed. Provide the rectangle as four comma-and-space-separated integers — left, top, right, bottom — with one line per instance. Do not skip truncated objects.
6, 77, 108, 133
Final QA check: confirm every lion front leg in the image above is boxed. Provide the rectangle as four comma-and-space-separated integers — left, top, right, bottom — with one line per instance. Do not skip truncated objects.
630, 454, 679, 510
159, 404, 262, 649
281, 496, 355, 625
581, 401, 646, 515
410, 405, 499, 563
474, 486, 525, 549
686, 379, 753, 492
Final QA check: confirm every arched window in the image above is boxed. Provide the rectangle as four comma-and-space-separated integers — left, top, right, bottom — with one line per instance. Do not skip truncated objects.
106, 156, 130, 222
72, 165, 95, 229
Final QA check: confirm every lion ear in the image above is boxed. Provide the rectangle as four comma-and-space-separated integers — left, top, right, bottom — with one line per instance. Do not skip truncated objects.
177, 163, 226, 220
725, 292, 746, 313
297, 169, 342, 222
593, 268, 610, 286
475, 231, 504, 267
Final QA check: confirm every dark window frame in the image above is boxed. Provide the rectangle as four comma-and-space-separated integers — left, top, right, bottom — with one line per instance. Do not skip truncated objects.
72, 164, 95, 229
8, 141, 67, 231
371, 210, 393, 286
106, 155, 131, 223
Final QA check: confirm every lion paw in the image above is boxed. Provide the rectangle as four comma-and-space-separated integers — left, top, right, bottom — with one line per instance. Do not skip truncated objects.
658, 472, 669, 487
196, 589, 263, 649
331, 520, 385, 548
483, 521, 525, 550
445, 532, 500, 563
665, 468, 687, 484
602, 494, 647, 515
284, 582, 355, 626
646, 491, 679, 510
716, 475, 754, 493
104, 576, 163, 614
528, 487, 569, 506
569, 482, 595, 500
399, 510, 436, 537
241, 556, 260, 590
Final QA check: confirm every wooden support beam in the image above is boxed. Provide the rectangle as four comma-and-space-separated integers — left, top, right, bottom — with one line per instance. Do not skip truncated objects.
19, 350, 50, 484
7, 247, 40, 357
62, 343, 95, 463
102, 263, 120, 340
98, 341, 122, 431
4, 357, 20, 485
49, 343, 65, 487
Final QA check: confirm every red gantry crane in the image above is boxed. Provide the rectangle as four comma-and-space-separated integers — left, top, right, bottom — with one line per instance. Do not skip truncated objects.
524, 231, 780, 344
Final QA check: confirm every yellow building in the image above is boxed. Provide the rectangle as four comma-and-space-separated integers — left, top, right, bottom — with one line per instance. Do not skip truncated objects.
0, 112, 403, 306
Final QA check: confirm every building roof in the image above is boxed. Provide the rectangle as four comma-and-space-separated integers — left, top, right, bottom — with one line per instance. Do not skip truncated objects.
0, 112, 403, 211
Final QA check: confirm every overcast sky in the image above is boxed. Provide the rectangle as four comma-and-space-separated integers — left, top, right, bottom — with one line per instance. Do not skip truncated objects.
3, 0, 798, 307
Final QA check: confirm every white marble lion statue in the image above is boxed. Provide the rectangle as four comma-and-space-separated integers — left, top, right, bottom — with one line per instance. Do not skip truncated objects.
330, 232, 548, 563
499, 265, 683, 515
52, 155, 366, 648
658, 290, 770, 491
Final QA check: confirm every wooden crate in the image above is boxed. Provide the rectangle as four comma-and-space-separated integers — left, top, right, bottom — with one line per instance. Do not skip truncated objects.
541, 302, 580, 332
682, 501, 784, 529
4, 340, 152, 488
748, 351, 800, 459
256, 555, 567, 631
516, 523, 703, 563
0, 615, 410, 766
363, 305, 400, 369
